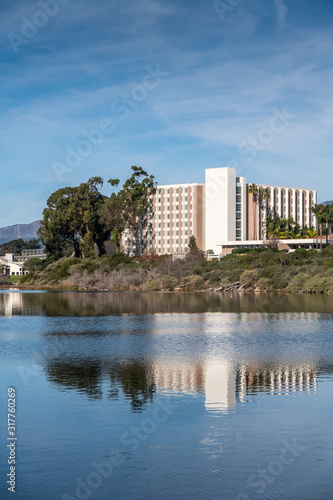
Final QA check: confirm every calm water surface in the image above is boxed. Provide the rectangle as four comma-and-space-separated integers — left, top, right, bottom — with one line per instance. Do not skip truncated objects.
1, 290, 333, 500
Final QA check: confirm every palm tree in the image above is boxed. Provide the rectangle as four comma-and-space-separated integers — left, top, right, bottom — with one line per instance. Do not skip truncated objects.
261, 187, 270, 239
248, 183, 259, 240
322, 204, 333, 245
327, 204, 333, 245
311, 204, 325, 250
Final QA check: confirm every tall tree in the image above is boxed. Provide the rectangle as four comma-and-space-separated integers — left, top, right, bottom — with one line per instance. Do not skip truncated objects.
38, 177, 108, 259
248, 183, 259, 240
101, 167, 156, 255
311, 204, 325, 250
261, 187, 271, 239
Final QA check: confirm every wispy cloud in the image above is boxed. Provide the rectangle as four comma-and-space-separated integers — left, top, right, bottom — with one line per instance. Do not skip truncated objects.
0, 0, 333, 225
274, 0, 288, 30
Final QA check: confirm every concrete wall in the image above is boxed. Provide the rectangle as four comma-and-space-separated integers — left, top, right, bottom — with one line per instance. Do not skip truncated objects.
205, 167, 236, 254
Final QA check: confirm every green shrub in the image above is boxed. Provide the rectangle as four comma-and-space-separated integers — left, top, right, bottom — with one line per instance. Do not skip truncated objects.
181, 275, 206, 290
240, 269, 261, 287
144, 275, 179, 290
256, 277, 272, 291
227, 269, 242, 282
302, 276, 333, 293
109, 253, 132, 268
144, 278, 162, 291
286, 273, 311, 293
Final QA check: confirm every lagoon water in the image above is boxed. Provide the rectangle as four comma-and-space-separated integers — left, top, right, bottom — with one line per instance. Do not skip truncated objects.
1, 290, 333, 499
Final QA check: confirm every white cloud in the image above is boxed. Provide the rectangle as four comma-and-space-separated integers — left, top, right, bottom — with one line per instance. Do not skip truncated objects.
274, 0, 288, 30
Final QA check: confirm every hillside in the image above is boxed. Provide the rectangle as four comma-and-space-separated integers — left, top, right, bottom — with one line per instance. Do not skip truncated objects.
0, 220, 41, 245
21, 246, 333, 294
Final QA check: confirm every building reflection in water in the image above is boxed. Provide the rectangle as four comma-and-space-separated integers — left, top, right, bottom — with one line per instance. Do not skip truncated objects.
1, 291, 23, 317
43, 353, 318, 413
152, 360, 317, 414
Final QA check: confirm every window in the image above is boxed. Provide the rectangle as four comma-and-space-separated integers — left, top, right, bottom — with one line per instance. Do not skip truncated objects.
236, 186, 241, 194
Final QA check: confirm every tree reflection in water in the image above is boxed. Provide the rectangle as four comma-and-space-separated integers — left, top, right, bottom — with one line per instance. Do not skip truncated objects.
2, 290, 333, 317
44, 357, 155, 411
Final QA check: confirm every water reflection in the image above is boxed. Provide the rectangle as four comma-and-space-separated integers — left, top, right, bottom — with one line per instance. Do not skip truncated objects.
44, 357, 155, 411
42, 354, 318, 414
1, 289, 333, 315
1, 291, 23, 316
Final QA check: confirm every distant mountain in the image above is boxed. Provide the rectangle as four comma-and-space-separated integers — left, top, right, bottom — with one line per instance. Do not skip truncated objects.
0, 220, 41, 245
321, 200, 333, 206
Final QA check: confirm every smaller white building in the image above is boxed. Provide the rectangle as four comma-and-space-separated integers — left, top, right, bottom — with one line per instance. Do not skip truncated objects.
0, 254, 28, 276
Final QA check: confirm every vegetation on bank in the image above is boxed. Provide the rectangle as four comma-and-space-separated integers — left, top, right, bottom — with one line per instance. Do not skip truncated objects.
21, 245, 333, 293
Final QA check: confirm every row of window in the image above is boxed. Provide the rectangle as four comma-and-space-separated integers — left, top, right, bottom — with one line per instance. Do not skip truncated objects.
157, 197, 192, 203
156, 222, 192, 229
157, 213, 191, 219
158, 230, 189, 236
157, 186, 194, 194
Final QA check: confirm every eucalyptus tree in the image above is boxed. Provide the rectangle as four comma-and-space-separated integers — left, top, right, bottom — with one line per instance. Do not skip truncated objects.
39, 177, 108, 259
100, 166, 156, 255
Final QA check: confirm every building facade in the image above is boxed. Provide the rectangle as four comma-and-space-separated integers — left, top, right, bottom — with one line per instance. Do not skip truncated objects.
122, 167, 317, 256
0, 254, 28, 276
123, 183, 205, 256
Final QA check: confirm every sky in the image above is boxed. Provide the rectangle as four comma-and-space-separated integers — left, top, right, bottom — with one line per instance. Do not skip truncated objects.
0, 0, 333, 227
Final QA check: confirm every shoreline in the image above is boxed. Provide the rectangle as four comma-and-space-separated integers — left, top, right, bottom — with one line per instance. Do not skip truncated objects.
1, 284, 332, 295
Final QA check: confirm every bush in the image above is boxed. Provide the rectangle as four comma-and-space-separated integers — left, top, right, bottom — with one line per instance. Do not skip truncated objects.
181, 275, 206, 290
302, 276, 333, 293
286, 273, 311, 293
256, 277, 272, 291
144, 275, 178, 291
0, 276, 11, 285
240, 269, 261, 287
109, 253, 132, 268
227, 269, 242, 282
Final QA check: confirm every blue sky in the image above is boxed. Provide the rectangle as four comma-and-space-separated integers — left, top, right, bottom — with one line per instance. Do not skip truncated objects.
0, 0, 333, 226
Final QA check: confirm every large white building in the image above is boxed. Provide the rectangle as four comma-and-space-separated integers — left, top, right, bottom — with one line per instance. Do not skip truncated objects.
122, 167, 317, 256
205, 167, 317, 255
